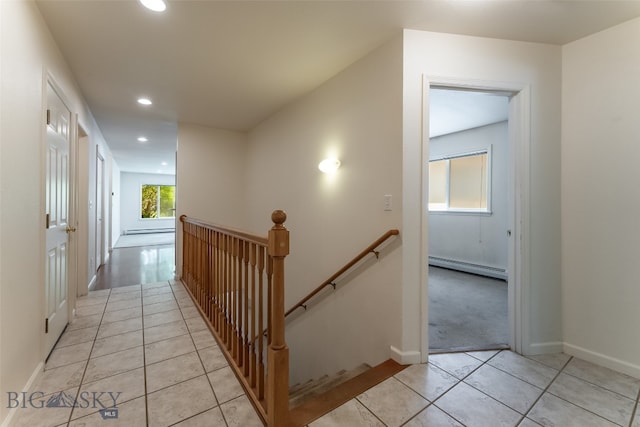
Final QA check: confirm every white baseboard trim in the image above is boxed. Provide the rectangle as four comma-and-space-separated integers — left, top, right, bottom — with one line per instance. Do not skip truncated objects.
390, 346, 421, 365
526, 341, 564, 356
428, 256, 507, 280
0, 362, 44, 427
87, 275, 96, 292
564, 343, 640, 379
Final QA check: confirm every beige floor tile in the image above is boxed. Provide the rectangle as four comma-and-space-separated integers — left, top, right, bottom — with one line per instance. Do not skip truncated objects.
105, 298, 141, 312
526, 353, 571, 370
144, 300, 180, 315
177, 297, 196, 309
145, 334, 196, 365
91, 329, 143, 358
143, 292, 176, 306
487, 351, 557, 389
108, 291, 142, 303
198, 346, 228, 373
142, 281, 171, 289
428, 352, 483, 380
548, 372, 636, 425
96, 316, 143, 340
404, 405, 463, 427
465, 364, 543, 414
46, 341, 93, 369
632, 409, 640, 427
76, 295, 109, 308
147, 375, 217, 427
434, 382, 521, 427
528, 393, 619, 427
180, 306, 201, 319
76, 303, 106, 317
563, 357, 640, 399
310, 399, 384, 427
68, 395, 146, 427
173, 407, 227, 426
465, 350, 500, 362
142, 285, 173, 297
220, 395, 263, 427
109, 284, 141, 294
67, 314, 102, 331
11, 387, 77, 427
395, 363, 458, 402
101, 306, 143, 324
71, 367, 145, 420
144, 309, 184, 328
144, 319, 189, 344
55, 326, 98, 348
518, 418, 542, 427
208, 366, 244, 404
87, 289, 111, 297
190, 329, 218, 350
84, 346, 144, 383
185, 316, 208, 333
146, 351, 205, 393
356, 377, 428, 426
33, 361, 86, 396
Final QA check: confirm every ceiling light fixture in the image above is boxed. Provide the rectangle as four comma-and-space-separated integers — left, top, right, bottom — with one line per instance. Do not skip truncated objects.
139, 0, 166, 12
137, 97, 152, 106
318, 158, 341, 174
161, 161, 168, 166
137, 137, 148, 142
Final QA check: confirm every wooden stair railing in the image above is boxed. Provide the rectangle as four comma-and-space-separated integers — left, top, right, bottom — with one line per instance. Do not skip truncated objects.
285, 229, 399, 318
180, 211, 290, 427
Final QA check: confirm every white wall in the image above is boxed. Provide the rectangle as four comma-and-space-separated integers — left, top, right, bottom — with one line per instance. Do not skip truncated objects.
0, 1, 113, 424
110, 161, 121, 247
175, 123, 247, 275
245, 36, 404, 384
429, 122, 509, 272
562, 17, 640, 377
120, 172, 175, 235
403, 30, 562, 355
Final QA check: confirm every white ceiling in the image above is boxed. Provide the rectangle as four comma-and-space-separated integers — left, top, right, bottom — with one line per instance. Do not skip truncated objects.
36, 1, 640, 174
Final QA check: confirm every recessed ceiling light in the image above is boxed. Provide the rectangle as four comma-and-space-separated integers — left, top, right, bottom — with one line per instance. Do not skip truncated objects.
161, 161, 168, 166
137, 97, 152, 106
137, 137, 148, 142
139, 0, 166, 12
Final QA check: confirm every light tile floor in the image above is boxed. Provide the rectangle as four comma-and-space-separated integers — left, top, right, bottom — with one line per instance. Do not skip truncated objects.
13, 280, 640, 427
311, 350, 640, 427
13, 280, 263, 427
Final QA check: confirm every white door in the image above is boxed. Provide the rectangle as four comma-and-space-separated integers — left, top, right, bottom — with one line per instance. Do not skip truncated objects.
96, 152, 104, 269
45, 83, 72, 356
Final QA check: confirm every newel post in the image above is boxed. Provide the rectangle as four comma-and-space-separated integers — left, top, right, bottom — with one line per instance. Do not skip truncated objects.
267, 210, 290, 426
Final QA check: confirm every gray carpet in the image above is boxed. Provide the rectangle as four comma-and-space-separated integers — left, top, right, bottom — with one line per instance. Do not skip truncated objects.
428, 265, 508, 352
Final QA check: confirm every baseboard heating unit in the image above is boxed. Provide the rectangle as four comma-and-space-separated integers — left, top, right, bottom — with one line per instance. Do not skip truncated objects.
428, 256, 507, 280
124, 228, 175, 235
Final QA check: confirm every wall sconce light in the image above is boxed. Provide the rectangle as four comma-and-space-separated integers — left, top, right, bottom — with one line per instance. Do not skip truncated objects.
318, 158, 341, 173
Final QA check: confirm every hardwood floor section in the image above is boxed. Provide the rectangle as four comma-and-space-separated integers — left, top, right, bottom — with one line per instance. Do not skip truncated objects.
92, 244, 176, 290
288, 359, 407, 426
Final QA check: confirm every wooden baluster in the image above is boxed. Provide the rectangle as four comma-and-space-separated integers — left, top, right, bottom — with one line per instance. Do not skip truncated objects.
257, 245, 265, 400
267, 210, 289, 427
231, 237, 238, 361
267, 256, 273, 346
243, 240, 250, 377
225, 234, 232, 349
249, 243, 257, 388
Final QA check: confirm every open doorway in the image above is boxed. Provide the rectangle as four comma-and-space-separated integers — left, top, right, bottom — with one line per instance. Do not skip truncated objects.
427, 87, 511, 353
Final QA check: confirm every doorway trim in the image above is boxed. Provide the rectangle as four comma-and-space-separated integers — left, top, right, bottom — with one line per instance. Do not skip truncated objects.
419, 75, 531, 360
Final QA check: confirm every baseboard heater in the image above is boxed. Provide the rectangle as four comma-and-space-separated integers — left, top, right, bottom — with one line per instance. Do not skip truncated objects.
428, 256, 507, 280
124, 228, 175, 235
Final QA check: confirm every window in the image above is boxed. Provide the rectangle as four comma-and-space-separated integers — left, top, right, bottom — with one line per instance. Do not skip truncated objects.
428, 150, 490, 212
141, 184, 175, 218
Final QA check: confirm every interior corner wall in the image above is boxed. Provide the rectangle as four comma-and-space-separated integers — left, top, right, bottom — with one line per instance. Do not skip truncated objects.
175, 123, 248, 276
0, 1, 113, 424
245, 36, 404, 384
120, 172, 176, 235
561, 17, 640, 377
428, 122, 509, 272
403, 30, 562, 355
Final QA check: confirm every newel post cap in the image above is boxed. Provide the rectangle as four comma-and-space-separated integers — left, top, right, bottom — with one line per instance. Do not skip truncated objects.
269, 210, 289, 256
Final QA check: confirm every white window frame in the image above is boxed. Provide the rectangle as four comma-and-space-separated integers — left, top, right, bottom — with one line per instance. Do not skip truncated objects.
140, 184, 176, 220
428, 146, 492, 215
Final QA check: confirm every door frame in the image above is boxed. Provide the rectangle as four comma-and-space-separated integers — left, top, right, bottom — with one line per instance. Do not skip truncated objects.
42, 72, 78, 356
95, 149, 105, 270
420, 75, 531, 359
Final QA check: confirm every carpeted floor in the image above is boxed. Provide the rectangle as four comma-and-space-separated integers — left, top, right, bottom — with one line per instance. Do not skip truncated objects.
428, 265, 508, 353
114, 232, 175, 248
